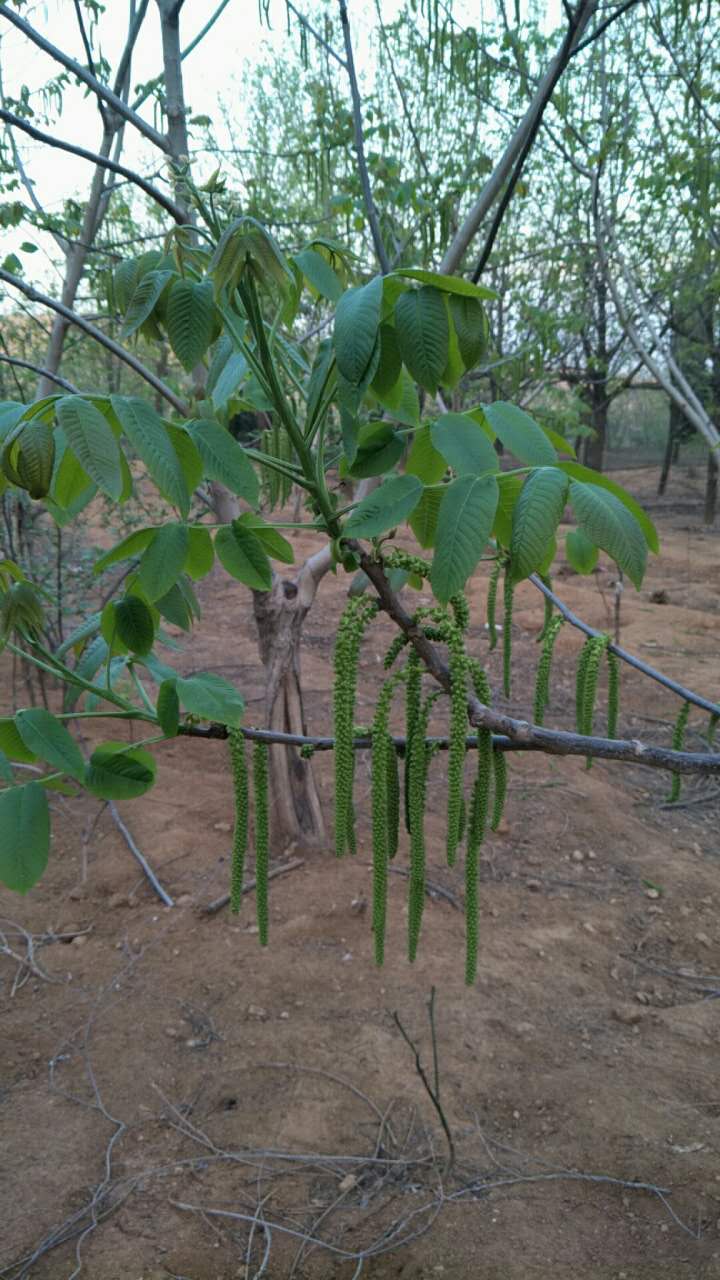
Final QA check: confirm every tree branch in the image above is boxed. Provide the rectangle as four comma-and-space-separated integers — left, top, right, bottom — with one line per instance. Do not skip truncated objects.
0, 108, 185, 223
0, 355, 78, 393
0, 3, 169, 154
355, 550, 720, 777
440, 0, 598, 276
0, 269, 189, 415
284, 1, 348, 70
338, 0, 391, 273
529, 575, 720, 718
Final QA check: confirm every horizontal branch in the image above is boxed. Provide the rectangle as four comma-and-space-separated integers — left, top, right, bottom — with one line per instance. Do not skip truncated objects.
0, 269, 189, 415
356, 550, 720, 778
0, 355, 78, 393
0, 108, 185, 223
0, 3, 170, 154
529, 575, 720, 719
176, 720, 720, 775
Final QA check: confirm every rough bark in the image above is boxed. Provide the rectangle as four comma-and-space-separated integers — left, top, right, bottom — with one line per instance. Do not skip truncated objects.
705, 449, 718, 525
252, 550, 331, 848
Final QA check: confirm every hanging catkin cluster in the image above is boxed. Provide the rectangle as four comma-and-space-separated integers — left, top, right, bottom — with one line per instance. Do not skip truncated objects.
333, 596, 378, 857
253, 740, 270, 944
502, 570, 515, 698
228, 728, 249, 915
486, 557, 502, 650
534, 614, 565, 726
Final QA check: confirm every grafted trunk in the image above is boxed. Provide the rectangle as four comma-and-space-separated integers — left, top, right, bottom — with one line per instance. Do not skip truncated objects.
582, 382, 608, 473
658, 418, 674, 495
252, 563, 328, 848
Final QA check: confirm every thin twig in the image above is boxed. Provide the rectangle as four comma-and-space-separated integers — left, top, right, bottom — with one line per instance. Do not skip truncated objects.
204, 857, 305, 915
107, 801, 175, 906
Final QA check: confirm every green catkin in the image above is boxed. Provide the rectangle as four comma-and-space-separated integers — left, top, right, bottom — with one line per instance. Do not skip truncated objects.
333, 598, 377, 857
486, 557, 501, 650
228, 728, 249, 915
407, 693, 441, 963
384, 548, 430, 578
253, 740, 269, 945
449, 591, 470, 633
502, 571, 514, 698
575, 635, 595, 733
387, 743, 400, 861
582, 636, 608, 736
404, 649, 423, 833
457, 794, 467, 844
533, 614, 565, 726
708, 712, 719, 748
491, 747, 507, 832
537, 577, 553, 643
446, 623, 468, 867
606, 647, 620, 739
668, 700, 690, 803
384, 632, 408, 670
465, 726, 492, 986
371, 674, 402, 966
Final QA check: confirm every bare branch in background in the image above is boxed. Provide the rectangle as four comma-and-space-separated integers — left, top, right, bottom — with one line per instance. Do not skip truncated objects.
0, 355, 78, 393
0, 108, 186, 223
338, 0, 391, 273
0, 268, 189, 414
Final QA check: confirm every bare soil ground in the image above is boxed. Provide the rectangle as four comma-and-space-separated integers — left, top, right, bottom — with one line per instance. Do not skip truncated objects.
1, 466, 719, 1280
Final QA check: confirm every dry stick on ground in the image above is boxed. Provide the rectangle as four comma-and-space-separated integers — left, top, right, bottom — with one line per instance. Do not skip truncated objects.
107, 800, 175, 907
392, 988, 456, 1177
204, 857, 305, 915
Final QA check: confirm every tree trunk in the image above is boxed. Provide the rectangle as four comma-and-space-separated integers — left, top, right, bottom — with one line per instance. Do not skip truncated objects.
658, 413, 676, 495
252, 554, 330, 849
704, 449, 718, 525
582, 382, 608, 472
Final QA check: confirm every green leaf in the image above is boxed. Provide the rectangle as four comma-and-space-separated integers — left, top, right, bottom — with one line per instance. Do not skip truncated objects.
0, 782, 49, 892
188, 418, 259, 505
113, 594, 155, 655
51, 439, 94, 511
449, 294, 488, 371
121, 269, 173, 338
430, 474, 499, 603
482, 402, 557, 466
111, 396, 189, 515
56, 396, 123, 500
390, 269, 496, 300
94, 527, 155, 575
569, 481, 647, 589
100, 601, 128, 655
155, 580, 194, 631
370, 323, 402, 396
294, 247, 343, 301
156, 679, 180, 737
510, 467, 568, 582
211, 352, 248, 410
406, 425, 447, 484
0, 747, 12, 782
348, 422, 404, 479
566, 527, 599, 575
557, 462, 658, 553
234, 514, 294, 564
430, 412, 499, 476
541, 425, 575, 457
394, 286, 449, 394
84, 742, 157, 800
0, 717, 37, 763
166, 279, 216, 371
344, 474, 423, 539
493, 472, 525, 547
137, 522, 190, 602
409, 486, 444, 548
372, 367, 420, 427
176, 672, 245, 727
185, 526, 215, 579
15, 708, 84, 779
334, 276, 383, 386
215, 522, 273, 589
167, 423, 203, 494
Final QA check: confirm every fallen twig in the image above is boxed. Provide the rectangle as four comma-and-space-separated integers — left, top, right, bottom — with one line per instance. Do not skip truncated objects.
204, 857, 305, 915
107, 801, 174, 907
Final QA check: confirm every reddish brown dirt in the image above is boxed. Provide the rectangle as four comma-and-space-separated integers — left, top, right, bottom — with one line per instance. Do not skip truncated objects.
2, 466, 719, 1280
